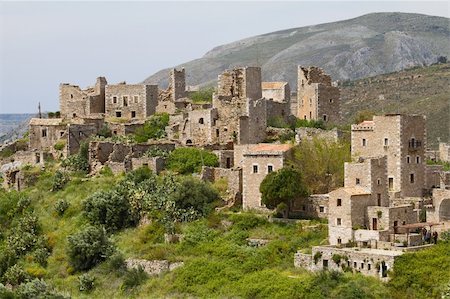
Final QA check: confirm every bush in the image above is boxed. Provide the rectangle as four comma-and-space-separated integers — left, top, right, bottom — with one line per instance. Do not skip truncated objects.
33, 247, 50, 267
268, 116, 289, 128
3, 264, 29, 286
189, 87, 214, 103
7, 213, 40, 256
107, 252, 126, 273
171, 177, 220, 216
134, 113, 169, 143
16, 197, 31, 214
53, 140, 66, 151
121, 266, 148, 291
78, 273, 95, 292
83, 190, 136, 232
167, 147, 219, 174
16, 278, 68, 299
51, 170, 70, 191
61, 141, 89, 173
54, 199, 70, 216
97, 124, 112, 138
295, 118, 326, 129
67, 226, 114, 271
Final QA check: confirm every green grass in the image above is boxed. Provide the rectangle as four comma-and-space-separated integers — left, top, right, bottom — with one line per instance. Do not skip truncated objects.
1, 166, 449, 298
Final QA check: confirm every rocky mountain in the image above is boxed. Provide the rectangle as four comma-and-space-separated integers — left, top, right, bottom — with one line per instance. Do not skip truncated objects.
0, 114, 34, 144
143, 12, 450, 89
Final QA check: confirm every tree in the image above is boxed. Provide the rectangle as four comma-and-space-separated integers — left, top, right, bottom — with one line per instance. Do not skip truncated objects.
67, 226, 113, 271
134, 113, 169, 143
259, 167, 309, 218
353, 110, 375, 124
290, 138, 351, 194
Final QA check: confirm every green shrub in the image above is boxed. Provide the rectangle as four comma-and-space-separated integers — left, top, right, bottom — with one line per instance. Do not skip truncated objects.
3, 264, 29, 286
61, 141, 89, 173
167, 147, 218, 174
0, 248, 17, 278
133, 113, 169, 143
16, 197, 31, 214
144, 146, 170, 158
83, 190, 137, 232
107, 252, 126, 273
189, 87, 214, 103
0, 283, 14, 299
97, 124, 112, 138
171, 177, 220, 216
268, 116, 289, 128
7, 213, 40, 256
51, 170, 70, 191
121, 266, 148, 291
313, 252, 322, 264
67, 226, 114, 271
229, 213, 267, 231
295, 118, 326, 129
16, 278, 68, 299
78, 273, 95, 292
54, 199, 70, 216
53, 140, 66, 151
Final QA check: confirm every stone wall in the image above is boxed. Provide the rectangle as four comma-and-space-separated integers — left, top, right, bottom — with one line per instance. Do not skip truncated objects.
295, 127, 341, 144
425, 164, 443, 189
131, 156, 165, 174
157, 68, 186, 114
295, 246, 402, 279
125, 258, 184, 276
439, 143, 450, 162
291, 194, 329, 219
60, 77, 106, 119
201, 166, 242, 205
105, 83, 158, 119
351, 115, 426, 198
266, 100, 290, 123
107, 121, 144, 136
29, 118, 67, 154
67, 123, 97, 155
261, 82, 290, 103
297, 66, 340, 123
367, 205, 417, 233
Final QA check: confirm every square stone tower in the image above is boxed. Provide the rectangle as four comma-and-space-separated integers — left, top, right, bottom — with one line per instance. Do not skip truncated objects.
297, 66, 340, 123
351, 114, 426, 198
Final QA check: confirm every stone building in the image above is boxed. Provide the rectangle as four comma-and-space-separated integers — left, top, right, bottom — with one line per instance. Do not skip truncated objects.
157, 68, 187, 114
29, 118, 67, 154
351, 114, 426, 198
297, 66, 340, 123
235, 143, 292, 210
291, 194, 329, 219
211, 67, 267, 145
439, 142, 450, 162
105, 83, 158, 120
262, 82, 291, 122
60, 77, 107, 119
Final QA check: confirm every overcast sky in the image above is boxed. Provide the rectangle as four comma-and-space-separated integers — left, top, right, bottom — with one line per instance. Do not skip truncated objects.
0, 1, 449, 113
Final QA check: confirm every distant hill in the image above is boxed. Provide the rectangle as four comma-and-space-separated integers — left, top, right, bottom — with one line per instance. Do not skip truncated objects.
143, 12, 450, 89
340, 63, 450, 147
0, 114, 34, 144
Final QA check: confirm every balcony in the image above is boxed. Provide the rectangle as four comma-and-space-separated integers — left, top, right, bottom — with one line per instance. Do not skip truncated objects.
408, 140, 422, 150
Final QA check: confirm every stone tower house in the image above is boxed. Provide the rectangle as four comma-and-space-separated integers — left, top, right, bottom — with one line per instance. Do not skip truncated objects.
211, 66, 266, 144
297, 66, 340, 123
157, 68, 187, 114
351, 114, 426, 198
60, 77, 107, 119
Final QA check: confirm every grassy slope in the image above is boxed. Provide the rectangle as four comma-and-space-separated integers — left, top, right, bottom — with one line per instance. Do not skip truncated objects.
340, 63, 450, 147
1, 164, 449, 298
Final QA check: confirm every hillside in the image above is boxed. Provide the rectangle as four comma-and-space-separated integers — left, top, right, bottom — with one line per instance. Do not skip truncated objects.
340, 62, 450, 147
0, 114, 34, 144
143, 12, 450, 89
1, 164, 449, 298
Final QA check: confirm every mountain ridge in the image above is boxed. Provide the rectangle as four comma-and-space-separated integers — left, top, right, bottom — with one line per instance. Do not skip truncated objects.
143, 12, 450, 89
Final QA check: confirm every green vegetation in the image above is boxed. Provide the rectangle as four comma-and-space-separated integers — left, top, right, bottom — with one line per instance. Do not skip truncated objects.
166, 147, 219, 174
133, 113, 170, 143
61, 141, 89, 173
189, 87, 215, 103
427, 159, 450, 171
260, 168, 309, 218
0, 156, 449, 298
290, 138, 351, 194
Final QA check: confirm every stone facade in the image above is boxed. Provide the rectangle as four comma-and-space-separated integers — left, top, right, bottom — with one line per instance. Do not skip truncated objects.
157, 68, 187, 114
295, 246, 402, 280
351, 114, 426, 198
295, 127, 341, 144
201, 166, 242, 206
297, 66, 340, 123
29, 118, 67, 154
125, 258, 183, 276
131, 156, 165, 174
439, 142, 450, 162
262, 82, 291, 122
105, 83, 158, 120
236, 144, 292, 210
291, 194, 329, 219
60, 77, 107, 119
427, 188, 450, 222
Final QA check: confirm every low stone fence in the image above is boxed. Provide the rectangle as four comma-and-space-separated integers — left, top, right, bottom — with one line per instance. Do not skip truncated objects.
125, 258, 184, 276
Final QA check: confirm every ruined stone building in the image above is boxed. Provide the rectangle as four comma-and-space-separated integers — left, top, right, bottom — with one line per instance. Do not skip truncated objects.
105, 83, 158, 120
234, 143, 292, 210
351, 114, 426, 198
297, 66, 340, 123
439, 142, 450, 162
262, 82, 290, 122
60, 77, 107, 119
157, 68, 187, 114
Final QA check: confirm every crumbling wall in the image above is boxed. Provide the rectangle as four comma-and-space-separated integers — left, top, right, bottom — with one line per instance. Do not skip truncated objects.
67, 123, 97, 155
439, 143, 450, 162
131, 157, 165, 174
29, 118, 67, 154
60, 77, 107, 119
201, 166, 242, 206
295, 127, 341, 143
291, 194, 329, 219
157, 68, 186, 114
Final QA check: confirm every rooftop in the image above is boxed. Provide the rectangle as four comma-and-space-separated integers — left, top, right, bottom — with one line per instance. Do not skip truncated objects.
29, 118, 64, 126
